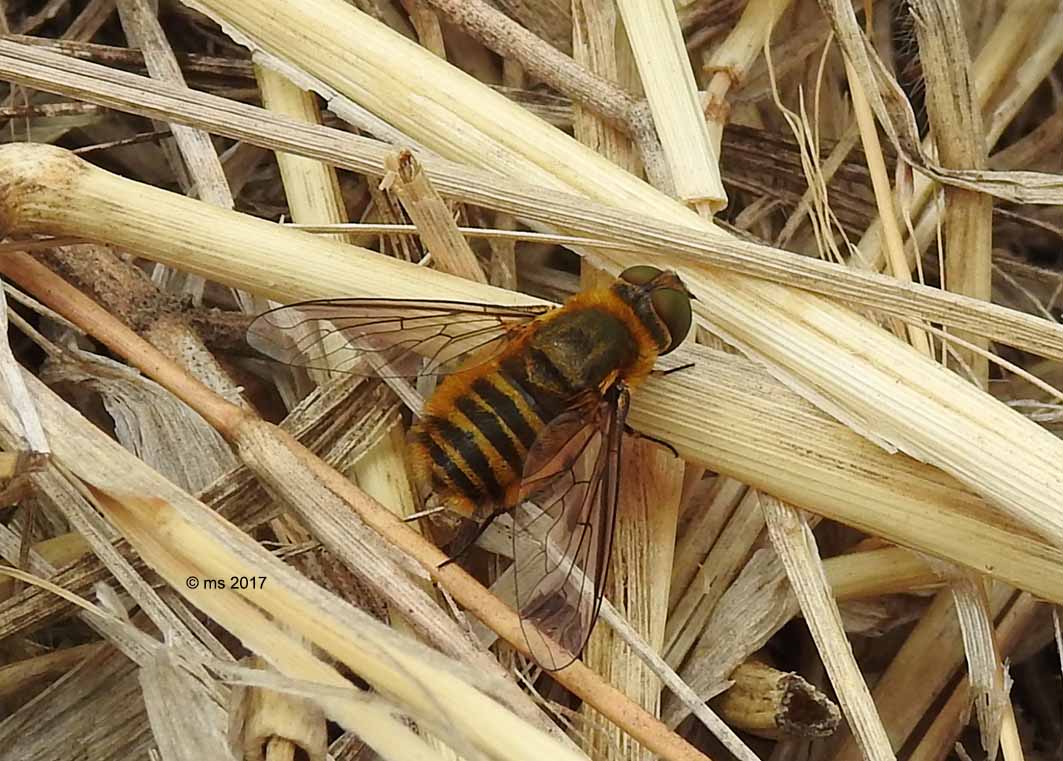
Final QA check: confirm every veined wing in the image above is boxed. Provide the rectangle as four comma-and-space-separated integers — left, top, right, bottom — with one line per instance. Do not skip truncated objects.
511, 384, 628, 671
247, 298, 551, 378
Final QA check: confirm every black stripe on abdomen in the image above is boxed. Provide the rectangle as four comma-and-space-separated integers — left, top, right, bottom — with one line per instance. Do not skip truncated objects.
456, 395, 523, 476
431, 418, 504, 501
471, 376, 540, 450
420, 427, 482, 502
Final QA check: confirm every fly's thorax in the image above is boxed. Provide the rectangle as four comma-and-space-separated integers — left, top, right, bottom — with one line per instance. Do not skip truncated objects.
524, 308, 637, 396
610, 280, 672, 354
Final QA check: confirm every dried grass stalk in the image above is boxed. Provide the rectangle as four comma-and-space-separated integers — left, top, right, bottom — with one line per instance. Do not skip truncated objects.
0, 531, 88, 599
0, 374, 389, 644
254, 64, 354, 244
5, 145, 1062, 608
820, 0, 1063, 205
139, 652, 232, 761
0, 644, 150, 758
669, 478, 744, 612
0, 641, 104, 702
824, 546, 937, 599
421, 0, 664, 181
0, 282, 48, 460
45, 458, 217, 656
667, 540, 944, 729
115, 0, 233, 302
44, 350, 236, 493
840, 5, 1008, 756
2, 1, 1059, 756
595, 596, 762, 761
907, 593, 1041, 761
41, 242, 251, 426
580, 440, 682, 761
669, 547, 791, 724
383, 150, 487, 283
948, 575, 1008, 757
908, 5, 1008, 752
4, 42, 1063, 363
854, 1, 1063, 272
910, 0, 994, 381
761, 495, 894, 760
665, 487, 763, 667
571, 0, 640, 177
830, 584, 1013, 759
700, 0, 791, 152
844, 54, 932, 354
568, 14, 686, 760
614, 0, 725, 211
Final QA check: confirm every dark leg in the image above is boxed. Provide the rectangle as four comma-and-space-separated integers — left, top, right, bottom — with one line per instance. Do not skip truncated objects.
623, 425, 681, 458
438, 506, 509, 568
652, 362, 695, 377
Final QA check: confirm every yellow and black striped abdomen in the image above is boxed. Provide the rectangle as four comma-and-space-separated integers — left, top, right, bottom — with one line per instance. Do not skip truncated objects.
409, 294, 662, 518
409, 353, 554, 517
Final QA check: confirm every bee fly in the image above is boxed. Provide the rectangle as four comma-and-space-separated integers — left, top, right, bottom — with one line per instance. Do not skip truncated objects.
248, 265, 693, 669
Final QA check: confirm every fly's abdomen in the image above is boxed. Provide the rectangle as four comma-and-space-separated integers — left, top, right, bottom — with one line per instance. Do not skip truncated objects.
409, 363, 550, 516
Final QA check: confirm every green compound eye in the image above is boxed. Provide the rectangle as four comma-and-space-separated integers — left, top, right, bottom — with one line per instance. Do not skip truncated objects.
650, 285, 692, 354
618, 266, 692, 354
618, 265, 663, 286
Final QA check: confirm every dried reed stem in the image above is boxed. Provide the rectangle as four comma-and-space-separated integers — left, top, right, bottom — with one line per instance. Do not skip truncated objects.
254, 65, 354, 244
615, 0, 725, 212
115, 0, 233, 302
383, 150, 487, 283
3, 41, 1062, 361
419, 0, 669, 186
829, 583, 1013, 759
700, 0, 791, 152
0, 641, 104, 701
907, 593, 1041, 761
229, 655, 328, 761
844, 55, 932, 355
907, 4, 1006, 751
713, 659, 839, 740
911, 0, 993, 382
0, 284, 48, 459
761, 496, 894, 760
582, 440, 684, 761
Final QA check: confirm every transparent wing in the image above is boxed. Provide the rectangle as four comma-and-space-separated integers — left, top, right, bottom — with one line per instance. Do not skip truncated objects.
247, 298, 551, 379
512, 384, 628, 671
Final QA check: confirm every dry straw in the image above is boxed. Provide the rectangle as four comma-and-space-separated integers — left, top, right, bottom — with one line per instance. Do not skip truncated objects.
4, 41, 1063, 358
1, 1, 1062, 759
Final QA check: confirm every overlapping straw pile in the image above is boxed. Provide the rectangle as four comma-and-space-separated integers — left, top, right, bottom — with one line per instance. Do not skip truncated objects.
0, 1, 1061, 760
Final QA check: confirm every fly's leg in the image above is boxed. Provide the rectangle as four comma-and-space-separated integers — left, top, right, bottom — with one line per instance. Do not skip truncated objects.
402, 505, 447, 523
638, 363, 692, 457
438, 506, 509, 568
622, 425, 681, 458
651, 362, 695, 377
